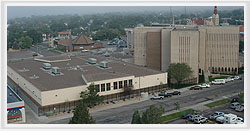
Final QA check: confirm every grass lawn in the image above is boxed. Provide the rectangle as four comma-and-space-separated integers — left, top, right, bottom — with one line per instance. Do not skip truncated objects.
209, 75, 228, 82
48, 49, 62, 54
161, 109, 195, 123
205, 99, 230, 108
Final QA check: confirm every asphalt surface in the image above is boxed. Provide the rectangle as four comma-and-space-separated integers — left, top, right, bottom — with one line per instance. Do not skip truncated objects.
168, 102, 244, 124
49, 79, 244, 124
29, 45, 60, 57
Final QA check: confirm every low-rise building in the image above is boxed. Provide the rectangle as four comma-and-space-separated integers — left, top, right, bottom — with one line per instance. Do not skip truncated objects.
7, 53, 168, 116
7, 85, 26, 123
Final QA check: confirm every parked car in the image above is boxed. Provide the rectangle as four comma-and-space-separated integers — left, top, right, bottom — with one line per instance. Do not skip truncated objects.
190, 86, 203, 90
81, 49, 89, 53
198, 83, 210, 88
233, 76, 241, 80
235, 104, 244, 112
215, 116, 225, 123
223, 113, 238, 124
225, 78, 234, 83
236, 117, 244, 124
194, 116, 208, 124
150, 95, 164, 100
231, 98, 239, 103
33, 53, 38, 57
188, 114, 203, 121
170, 91, 181, 95
211, 79, 226, 85
208, 111, 225, 120
159, 93, 172, 98
230, 102, 240, 109
181, 113, 191, 119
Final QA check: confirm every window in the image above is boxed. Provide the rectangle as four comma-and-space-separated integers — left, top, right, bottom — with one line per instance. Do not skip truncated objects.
101, 84, 105, 92
124, 80, 128, 87
95, 85, 100, 92
129, 79, 133, 87
119, 81, 123, 89
114, 82, 118, 90
106, 83, 111, 91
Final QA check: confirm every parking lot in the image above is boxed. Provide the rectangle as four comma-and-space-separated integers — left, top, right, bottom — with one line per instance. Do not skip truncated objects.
168, 101, 244, 124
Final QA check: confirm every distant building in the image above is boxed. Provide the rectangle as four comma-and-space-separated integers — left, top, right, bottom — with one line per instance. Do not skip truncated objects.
7, 85, 26, 123
58, 30, 70, 39
57, 34, 103, 52
189, 6, 220, 26
239, 25, 244, 41
133, 25, 240, 83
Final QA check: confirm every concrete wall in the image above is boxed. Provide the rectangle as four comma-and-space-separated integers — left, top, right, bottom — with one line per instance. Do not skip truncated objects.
161, 28, 171, 72
146, 32, 161, 70
135, 73, 168, 90
133, 27, 163, 66
170, 30, 199, 81
202, 26, 239, 73
7, 66, 42, 105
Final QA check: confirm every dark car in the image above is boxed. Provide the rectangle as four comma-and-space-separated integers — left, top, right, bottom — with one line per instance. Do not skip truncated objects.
190, 86, 203, 90
171, 91, 181, 95
158, 93, 172, 98
181, 113, 191, 119
231, 98, 239, 103
33, 53, 38, 57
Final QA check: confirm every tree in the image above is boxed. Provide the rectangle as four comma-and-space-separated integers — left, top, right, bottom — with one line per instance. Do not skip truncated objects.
26, 29, 42, 44
238, 92, 244, 104
167, 63, 193, 87
17, 36, 33, 49
141, 105, 165, 124
69, 84, 104, 124
131, 110, 142, 124
69, 101, 95, 124
80, 84, 104, 107
174, 102, 180, 110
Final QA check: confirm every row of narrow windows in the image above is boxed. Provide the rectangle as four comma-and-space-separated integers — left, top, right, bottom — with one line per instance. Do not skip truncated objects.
95, 79, 133, 92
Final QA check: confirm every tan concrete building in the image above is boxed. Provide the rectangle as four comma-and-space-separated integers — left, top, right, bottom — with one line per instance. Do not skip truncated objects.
133, 25, 240, 83
7, 53, 168, 116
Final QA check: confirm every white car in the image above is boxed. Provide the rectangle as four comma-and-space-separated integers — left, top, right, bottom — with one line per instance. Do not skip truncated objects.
194, 116, 208, 124
235, 104, 244, 112
211, 79, 226, 85
150, 95, 164, 100
233, 76, 241, 80
208, 111, 225, 120
225, 78, 234, 83
230, 102, 240, 109
188, 114, 203, 121
215, 116, 225, 123
199, 83, 210, 88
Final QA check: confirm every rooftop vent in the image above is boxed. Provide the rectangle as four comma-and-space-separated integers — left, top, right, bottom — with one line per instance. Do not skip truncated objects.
99, 61, 108, 68
88, 58, 97, 64
30, 74, 39, 79
51, 67, 60, 75
43, 63, 51, 70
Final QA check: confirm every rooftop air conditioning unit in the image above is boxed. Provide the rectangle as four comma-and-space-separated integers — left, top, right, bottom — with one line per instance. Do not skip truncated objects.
51, 67, 60, 74
88, 58, 97, 64
43, 63, 51, 70
99, 61, 108, 68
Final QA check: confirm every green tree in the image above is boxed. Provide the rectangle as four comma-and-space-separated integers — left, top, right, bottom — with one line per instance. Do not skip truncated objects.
174, 102, 180, 110
26, 29, 42, 44
167, 63, 193, 87
80, 84, 104, 107
141, 105, 165, 124
238, 92, 244, 104
17, 36, 33, 49
69, 101, 95, 124
131, 110, 142, 124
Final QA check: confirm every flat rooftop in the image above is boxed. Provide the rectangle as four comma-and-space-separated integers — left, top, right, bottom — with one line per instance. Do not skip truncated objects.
8, 52, 163, 91
7, 86, 22, 103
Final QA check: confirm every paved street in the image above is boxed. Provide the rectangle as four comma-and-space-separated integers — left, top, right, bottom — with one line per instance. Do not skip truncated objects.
49, 79, 244, 124
29, 45, 60, 57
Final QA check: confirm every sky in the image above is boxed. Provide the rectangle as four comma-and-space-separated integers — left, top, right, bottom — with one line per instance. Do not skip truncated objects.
7, 6, 243, 20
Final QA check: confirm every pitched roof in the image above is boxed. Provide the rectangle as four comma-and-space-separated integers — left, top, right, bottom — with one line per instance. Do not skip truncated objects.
58, 31, 70, 35
72, 34, 94, 45
58, 39, 70, 45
